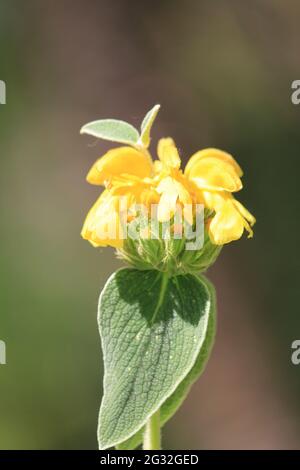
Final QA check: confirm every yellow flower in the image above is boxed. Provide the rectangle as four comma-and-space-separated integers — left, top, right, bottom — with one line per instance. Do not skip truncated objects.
203, 191, 255, 245
81, 190, 124, 248
153, 138, 255, 245
81, 134, 255, 249
154, 138, 195, 224
185, 147, 243, 192
82, 146, 156, 248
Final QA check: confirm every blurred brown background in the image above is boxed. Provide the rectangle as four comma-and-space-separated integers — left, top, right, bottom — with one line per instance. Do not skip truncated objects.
0, 0, 300, 449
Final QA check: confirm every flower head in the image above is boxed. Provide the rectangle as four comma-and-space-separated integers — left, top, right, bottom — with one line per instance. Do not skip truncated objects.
81, 105, 255, 272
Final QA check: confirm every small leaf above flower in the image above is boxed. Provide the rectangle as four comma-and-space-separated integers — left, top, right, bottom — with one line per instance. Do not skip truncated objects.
139, 104, 161, 148
80, 119, 140, 146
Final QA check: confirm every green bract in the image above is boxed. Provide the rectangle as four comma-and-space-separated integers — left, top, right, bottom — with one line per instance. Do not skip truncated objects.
118, 231, 222, 275
97, 269, 215, 449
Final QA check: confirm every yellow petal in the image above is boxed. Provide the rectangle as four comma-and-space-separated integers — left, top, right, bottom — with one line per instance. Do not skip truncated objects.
209, 200, 245, 245
202, 190, 228, 211
153, 160, 163, 174
185, 148, 243, 177
156, 177, 179, 221
157, 176, 192, 223
86, 146, 153, 185
109, 175, 159, 211
81, 190, 124, 248
232, 199, 256, 226
157, 191, 179, 222
157, 138, 181, 169
187, 157, 242, 192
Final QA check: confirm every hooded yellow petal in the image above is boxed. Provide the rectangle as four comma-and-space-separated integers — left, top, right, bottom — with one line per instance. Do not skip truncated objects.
185, 148, 243, 177
157, 138, 181, 170
186, 157, 242, 192
86, 146, 153, 185
81, 190, 124, 248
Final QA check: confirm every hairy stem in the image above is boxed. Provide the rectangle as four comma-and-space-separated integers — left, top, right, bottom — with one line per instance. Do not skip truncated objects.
143, 409, 161, 450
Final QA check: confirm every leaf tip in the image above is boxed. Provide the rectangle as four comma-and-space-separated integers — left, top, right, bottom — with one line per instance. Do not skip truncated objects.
79, 124, 87, 135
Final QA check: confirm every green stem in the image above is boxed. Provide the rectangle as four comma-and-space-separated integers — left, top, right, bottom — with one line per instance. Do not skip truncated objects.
143, 409, 161, 450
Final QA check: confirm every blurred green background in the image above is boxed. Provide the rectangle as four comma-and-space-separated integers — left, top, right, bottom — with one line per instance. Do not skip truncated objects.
0, 0, 300, 449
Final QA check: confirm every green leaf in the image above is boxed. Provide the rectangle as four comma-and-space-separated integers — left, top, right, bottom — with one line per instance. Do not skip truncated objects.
116, 275, 216, 450
80, 119, 139, 145
139, 104, 160, 148
98, 268, 213, 449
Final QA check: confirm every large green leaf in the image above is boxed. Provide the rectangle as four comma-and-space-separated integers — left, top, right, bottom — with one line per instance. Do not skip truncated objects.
98, 268, 213, 449
116, 275, 216, 450
80, 119, 139, 145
